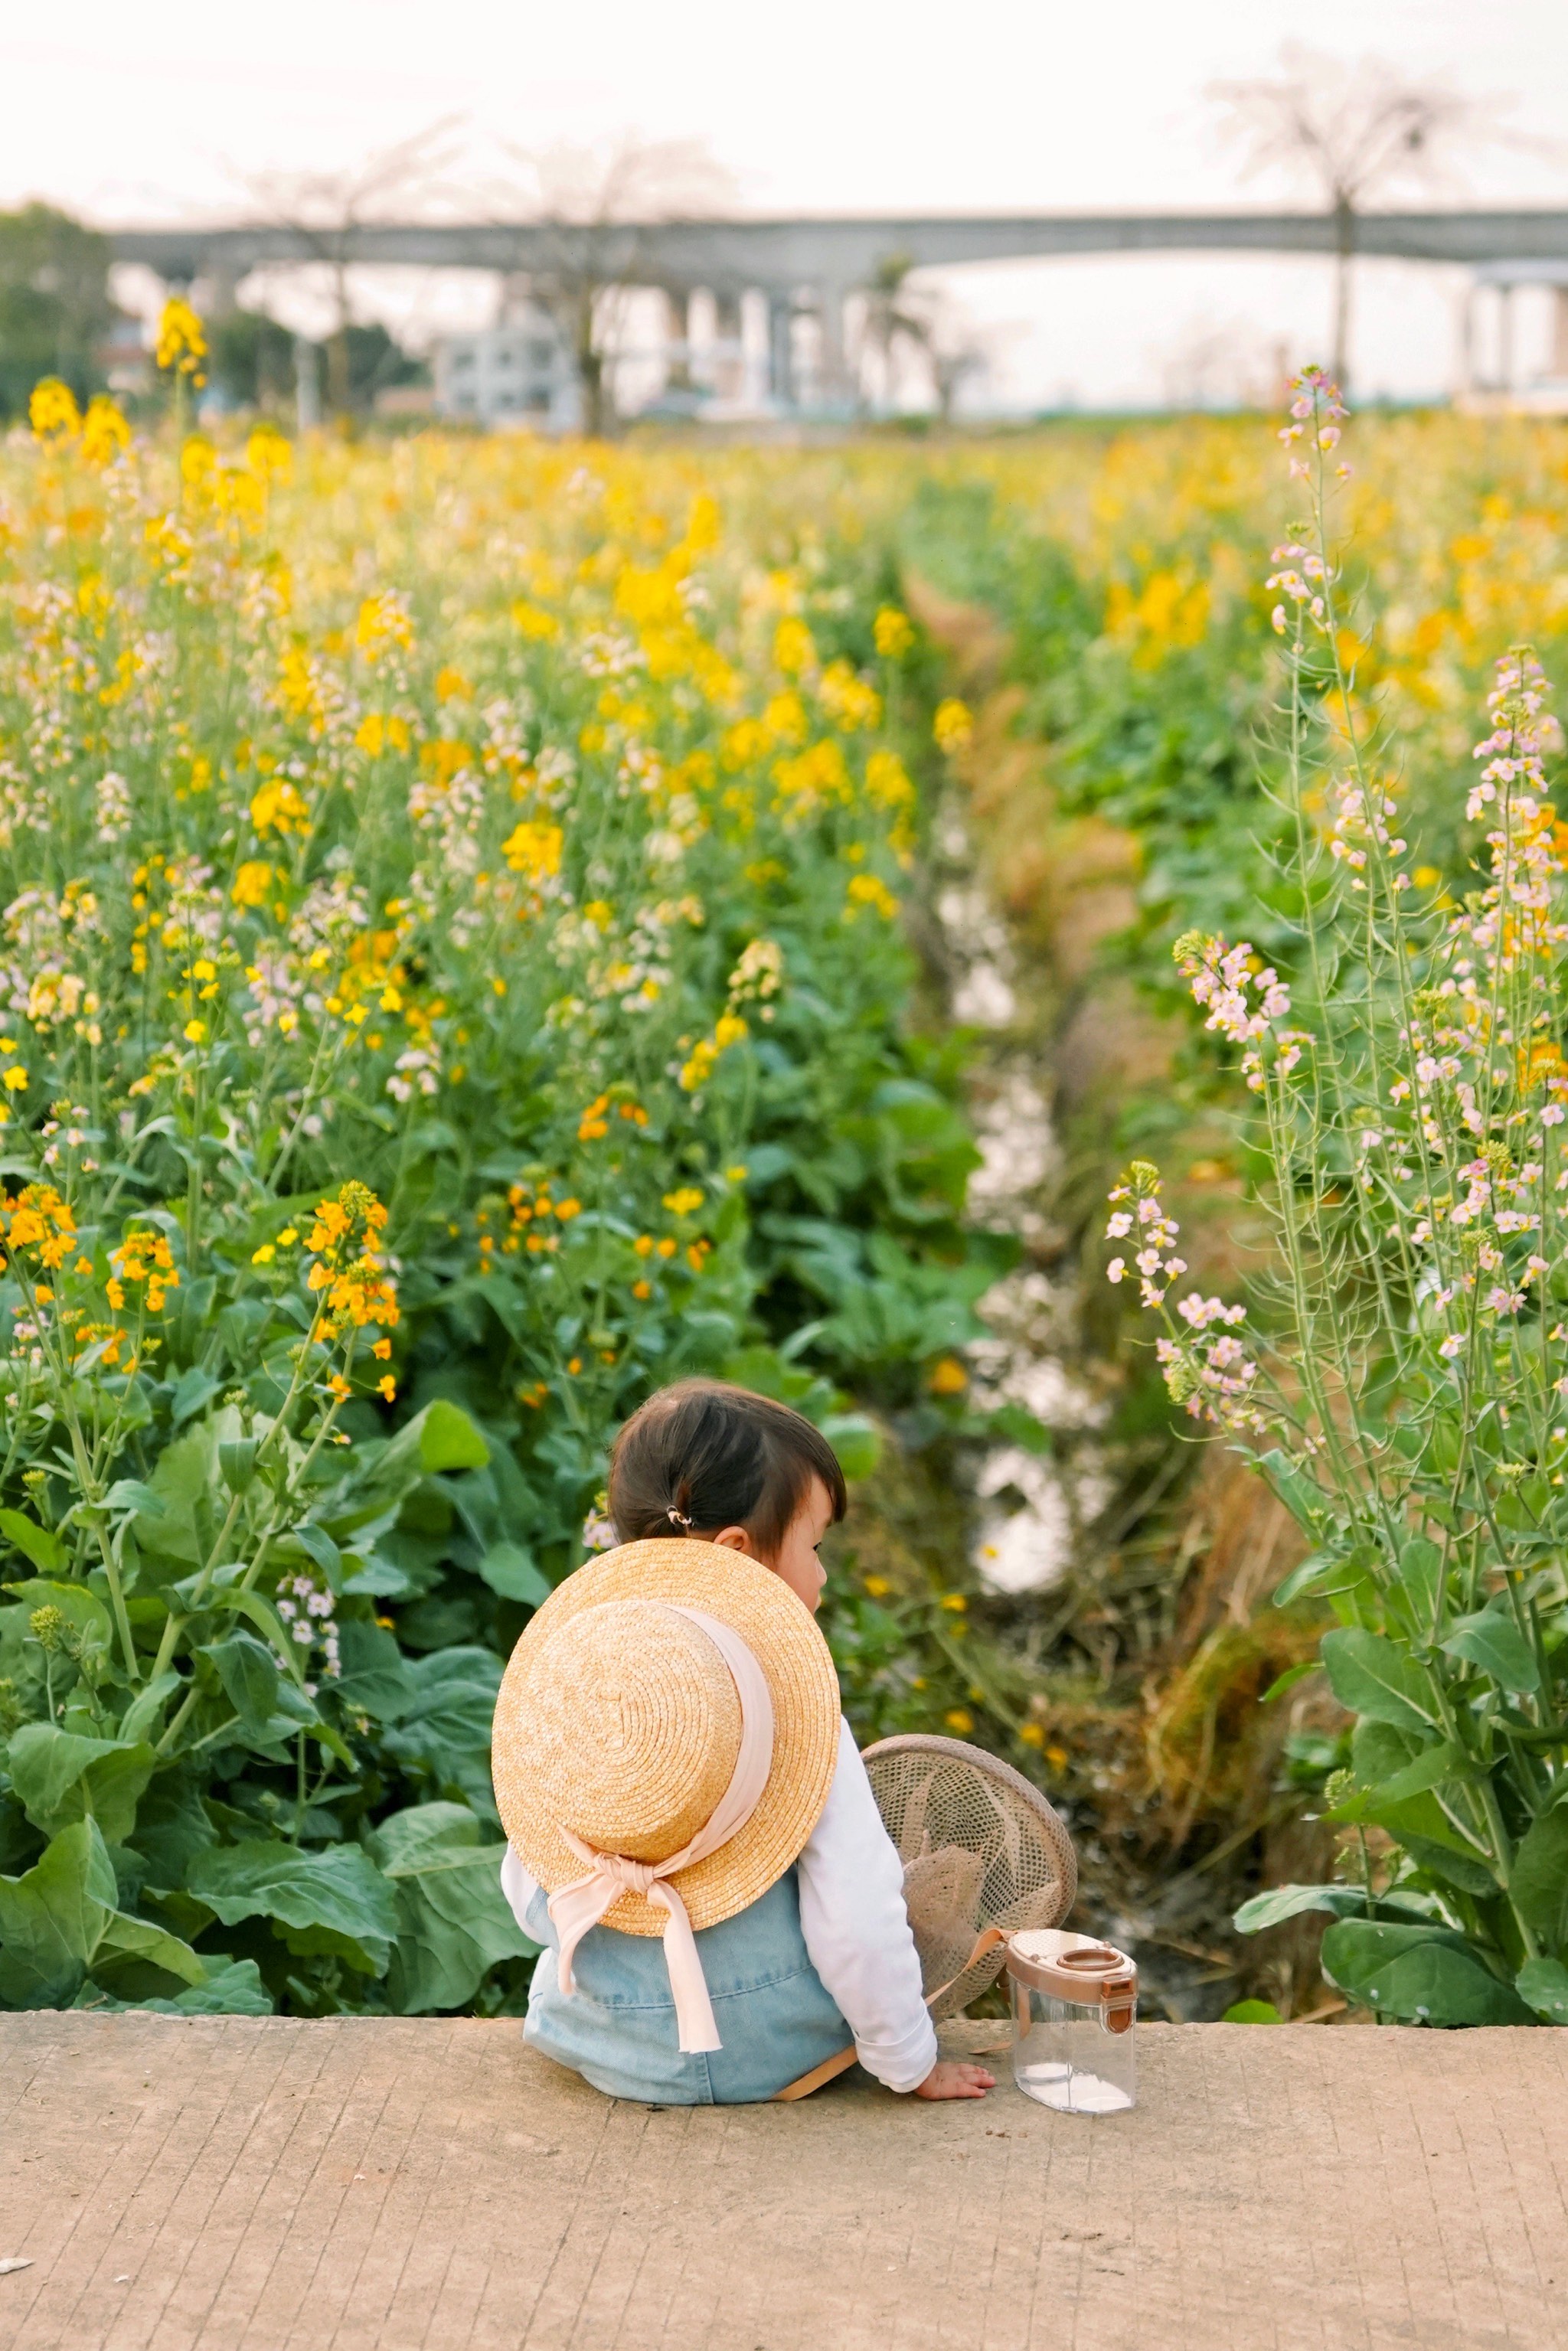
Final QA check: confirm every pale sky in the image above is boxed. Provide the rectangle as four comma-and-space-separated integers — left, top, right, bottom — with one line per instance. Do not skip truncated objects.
4, 0, 1566, 407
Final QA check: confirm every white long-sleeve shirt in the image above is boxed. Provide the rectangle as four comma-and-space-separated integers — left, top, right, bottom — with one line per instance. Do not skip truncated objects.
500, 1718, 938, 2094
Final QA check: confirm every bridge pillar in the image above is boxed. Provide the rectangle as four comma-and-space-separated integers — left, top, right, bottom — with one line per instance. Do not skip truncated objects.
1455, 281, 1475, 397
767, 293, 795, 409
661, 289, 692, 392
713, 292, 743, 401
815, 280, 851, 407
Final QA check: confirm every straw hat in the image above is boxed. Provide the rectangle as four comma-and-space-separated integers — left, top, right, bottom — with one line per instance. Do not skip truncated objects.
491, 1537, 842, 1938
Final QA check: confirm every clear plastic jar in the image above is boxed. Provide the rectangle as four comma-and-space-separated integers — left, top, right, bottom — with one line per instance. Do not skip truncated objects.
1008, 1930, 1137, 2114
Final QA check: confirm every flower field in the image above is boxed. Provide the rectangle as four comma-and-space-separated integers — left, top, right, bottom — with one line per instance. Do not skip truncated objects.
5, 367, 1568, 2026
903, 397, 1568, 2026
902, 407, 1568, 998
0, 393, 1014, 2018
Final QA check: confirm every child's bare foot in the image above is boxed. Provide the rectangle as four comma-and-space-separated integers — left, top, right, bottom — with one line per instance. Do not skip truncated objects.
913, 2059, 995, 2101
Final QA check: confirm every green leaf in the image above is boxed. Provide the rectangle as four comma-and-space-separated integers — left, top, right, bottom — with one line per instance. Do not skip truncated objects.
1351, 1718, 1416, 1784
0, 1510, 65, 1573
129, 1771, 215, 1886
1440, 1605, 1540, 1694
1233, 1882, 1387, 1933
380, 1646, 503, 1819
92, 1904, 207, 1990
0, 1818, 116, 2005
1320, 1919, 1536, 2026
367, 1801, 534, 2013
5, 1723, 155, 1843
218, 1439, 261, 1495
333, 1620, 417, 1722
117, 1670, 184, 1745
172, 1366, 224, 1428
142, 1431, 217, 1566
417, 1399, 491, 1473
821, 1412, 880, 1482
1396, 1832, 1500, 1897
74, 1957, 273, 2016
1511, 1800, 1568, 1947
187, 1838, 398, 1974
0, 1817, 202, 2006
1396, 1536, 1445, 1630
103, 1480, 165, 1519
1221, 1999, 1283, 2023
286, 1521, 341, 1580
191, 1582, 309, 1685
338, 1553, 415, 1599
1259, 1660, 1320, 1705
1328, 1739, 1473, 1819
1321, 1628, 1438, 1735
1517, 1957, 1568, 2024
201, 1631, 279, 1735
1272, 1553, 1342, 1608
1257, 1448, 1324, 1533
371, 1399, 490, 1491
476, 1542, 550, 1606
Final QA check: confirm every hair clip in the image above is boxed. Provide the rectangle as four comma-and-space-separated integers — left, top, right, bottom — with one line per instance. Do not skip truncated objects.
665, 1506, 694, 1530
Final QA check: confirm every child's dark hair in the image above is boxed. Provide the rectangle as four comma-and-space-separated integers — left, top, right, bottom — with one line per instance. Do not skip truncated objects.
609, 1378, 847, 1556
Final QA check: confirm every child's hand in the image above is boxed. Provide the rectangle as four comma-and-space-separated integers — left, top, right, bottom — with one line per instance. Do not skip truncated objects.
913, 2059, 995, 2101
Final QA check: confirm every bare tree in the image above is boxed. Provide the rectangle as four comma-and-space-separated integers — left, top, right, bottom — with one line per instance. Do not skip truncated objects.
1212, 47, 1485, 390
482, 136, 736, 436
245, 120, 462, 417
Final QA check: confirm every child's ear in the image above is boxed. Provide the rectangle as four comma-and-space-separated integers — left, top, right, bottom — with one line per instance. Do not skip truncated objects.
708, 1524, 760, 1558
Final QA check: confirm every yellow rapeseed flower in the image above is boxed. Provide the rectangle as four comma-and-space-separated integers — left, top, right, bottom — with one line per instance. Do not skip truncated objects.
501, 821, 564, 882
81, 395, 131, 466
845, 872, 899, 920
512, 600, 560, 640
773, 617, 817, 676
29, 379, 80, 443
933, 697, 973, 753
155, 297, 207, 382
874, 606, 915, 658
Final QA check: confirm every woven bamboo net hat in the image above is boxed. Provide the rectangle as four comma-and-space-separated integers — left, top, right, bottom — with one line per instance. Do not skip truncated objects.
492, 1537, 842, 1938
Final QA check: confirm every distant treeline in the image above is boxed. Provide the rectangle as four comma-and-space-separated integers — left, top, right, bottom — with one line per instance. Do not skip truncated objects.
0, 202, 426, 419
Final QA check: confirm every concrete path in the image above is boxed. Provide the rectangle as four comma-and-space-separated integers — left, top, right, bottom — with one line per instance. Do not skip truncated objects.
2, 2013, 1563, 2351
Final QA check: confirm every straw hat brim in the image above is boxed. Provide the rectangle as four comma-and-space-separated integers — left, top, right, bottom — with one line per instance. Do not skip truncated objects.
491, 1538, 842, 1938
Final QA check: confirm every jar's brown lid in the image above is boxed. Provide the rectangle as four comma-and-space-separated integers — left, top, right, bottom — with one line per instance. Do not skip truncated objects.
1006, 1928, 1137, 2006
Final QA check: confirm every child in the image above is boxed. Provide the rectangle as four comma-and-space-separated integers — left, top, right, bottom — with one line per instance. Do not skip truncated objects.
493, 1377, 994, 2106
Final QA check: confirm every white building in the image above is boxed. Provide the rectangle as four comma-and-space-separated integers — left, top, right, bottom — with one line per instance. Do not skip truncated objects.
433, 302, 580, 430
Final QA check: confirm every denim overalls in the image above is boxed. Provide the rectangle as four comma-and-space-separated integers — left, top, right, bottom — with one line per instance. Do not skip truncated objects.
518, 1867, 851, 2104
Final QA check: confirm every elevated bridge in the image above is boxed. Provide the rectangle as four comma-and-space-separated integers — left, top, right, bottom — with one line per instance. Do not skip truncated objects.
111, 207, 1568, 287
110, 208, 1568, 410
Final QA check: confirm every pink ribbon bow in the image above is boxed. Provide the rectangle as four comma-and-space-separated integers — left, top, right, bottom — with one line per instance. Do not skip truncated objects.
547, 1605, 776, 2054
